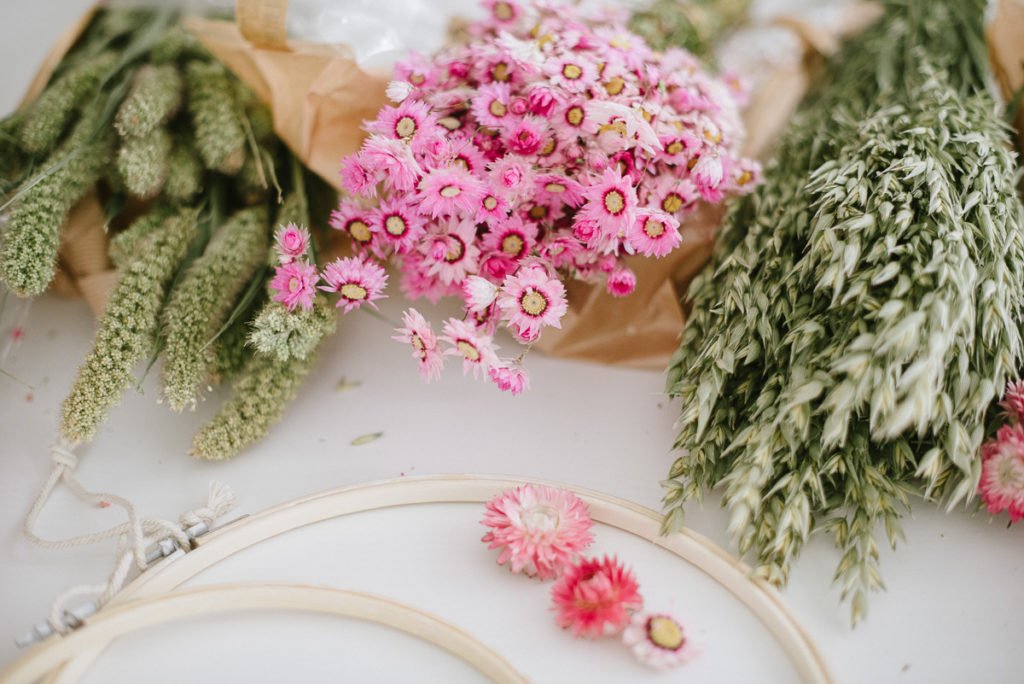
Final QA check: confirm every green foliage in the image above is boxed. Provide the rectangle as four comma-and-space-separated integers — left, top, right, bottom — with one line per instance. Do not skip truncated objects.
115, 64, 183, 138
628, 0, 749, 58
117, 127, 172, 198
249, 297, 335, 362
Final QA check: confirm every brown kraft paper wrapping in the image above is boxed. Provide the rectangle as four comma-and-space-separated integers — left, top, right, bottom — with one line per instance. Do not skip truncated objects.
989, 0, 1024, 155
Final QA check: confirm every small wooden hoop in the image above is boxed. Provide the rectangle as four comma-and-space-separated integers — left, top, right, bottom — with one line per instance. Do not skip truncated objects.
38, 475, 831, 683
2, 584, 526, 684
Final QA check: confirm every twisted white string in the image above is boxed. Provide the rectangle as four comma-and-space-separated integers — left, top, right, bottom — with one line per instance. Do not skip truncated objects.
24, 440, 237, 633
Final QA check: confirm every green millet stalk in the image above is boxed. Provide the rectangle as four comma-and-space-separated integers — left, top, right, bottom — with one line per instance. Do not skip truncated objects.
211, 308, 258, 383
115, 64, 184, 138
664, 0, 1024, 624
117, 127, 172, 198
150, 26, 207, 65
19, 52, 116, 156
249, 298, 335, 362
184, 61, 246, 174
628, 0, 749, 58
109, 206, 172, 269
191, 314, 336, 460
60, 209, 198, 443
163, 135, 204, 201
161, 206, 269, 411
0, 103, 113, 296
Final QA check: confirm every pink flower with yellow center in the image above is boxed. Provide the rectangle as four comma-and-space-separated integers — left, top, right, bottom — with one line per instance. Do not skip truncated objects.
504, 117, 546, 156
551, 555, 643, 638
274, 223, 310, 263
393, 308, 443, 382
475, 191, 510, 224
576, 168, 638, 241
483, 0, 522, 24
423, 217, 481, 285
623, 612, 696, 670
417, 167, 486, 219
368, 98, 436, 143
329, 202, 378, 252
545, 55, 597, 93
627, 208, 681, 258
497, 265, 567, 342
361, 135, 423, 193
481, 484, 593, 579
472, 82, 513, 129
441, 318, 499, 378
533, 173, 585, 209
320, 257, 388, 313
482, 216, 537, 261
373, 197, 424, 254
270, 261, 318, 312
979, 424, 1024, 521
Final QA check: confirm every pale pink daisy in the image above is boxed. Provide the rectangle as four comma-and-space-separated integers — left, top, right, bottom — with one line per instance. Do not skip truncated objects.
320, 257, 388, 313
417, 167, 486, 219
488, 156, 534, 201
270, 261, 318, 312
482, 216, 538, 260
504, 117, 546, 156
274, 223, 310, 263
551, 555, 643, 638
545, 55, 597, 93
497, 265, 567, 341
533, 173, 585, 209
441, 318, 499, 378
446, 135, 489, 176
729, 158, 762, 195
1001, 380, 1024, 423
339, 153, 378, 198
690, 150, 725, 201
623, 612, 696, 670
463, 275, 500, 314
472, 82, 513, 129
979, 424, 1024, 521
607, 265, 636, 297
489, 362, 530, 396
367, 98, 436, 142
476, 191, 510, 224
481, 484, 593, 579
373, 197, 425, 254
627, 208, 681, 258
329, 201, 377, 250
393, 308, 443, 381
576, 168, 638, 240
423, 217, 480, 285
361, 135, 422, 193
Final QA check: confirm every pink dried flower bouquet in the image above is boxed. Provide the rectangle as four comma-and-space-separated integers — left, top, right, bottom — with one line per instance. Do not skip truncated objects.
332, 0, 758, 393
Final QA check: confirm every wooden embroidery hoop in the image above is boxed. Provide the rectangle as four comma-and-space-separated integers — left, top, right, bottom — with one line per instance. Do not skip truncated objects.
21, 475, 831, 684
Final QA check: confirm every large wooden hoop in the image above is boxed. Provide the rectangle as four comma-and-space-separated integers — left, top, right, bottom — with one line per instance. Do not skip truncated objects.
38, 475, 831, 683
2, 584, 526, 684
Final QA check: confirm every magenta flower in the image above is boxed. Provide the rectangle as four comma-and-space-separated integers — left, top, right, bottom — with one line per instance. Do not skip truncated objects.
270, 261, 318, 312
551, 555, 643, 639
1002, 380, 1024, 423
393, 308, 444, 381
489, 363, 530, 395
320, 257, 388, 313
274, 223, 310, 263
497, 265, 567, 341
979, 424, 1024, 521
441, 318, 499, 379
607, 265, 636, 297
627, 209, 681, 258
505, 117, 546, 156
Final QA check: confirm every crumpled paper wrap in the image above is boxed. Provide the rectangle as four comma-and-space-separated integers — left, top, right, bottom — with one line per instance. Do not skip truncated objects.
989, 0, 1024, 156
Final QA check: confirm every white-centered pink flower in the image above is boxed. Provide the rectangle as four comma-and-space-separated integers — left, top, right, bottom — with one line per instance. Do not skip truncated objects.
270, 261, 318, 312
576, 168, 638, 242
481, 484, 593, 579
417, 167, 486, 218
627, 208, 681, 258
497, 265, 567, 341
319, 257, 388, 313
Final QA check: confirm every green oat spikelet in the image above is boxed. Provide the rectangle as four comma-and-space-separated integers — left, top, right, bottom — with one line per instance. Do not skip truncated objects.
60, 208, 198, 443
163, 134, 203, 201
0, 103, 113, 296
19, 51, 117, 156
115, 64, 183, 138
190, 313, 336, 460
184, 60, 246, 174
117, 127, 172, 198
161, 206, 269, 410
109, 206, 172, 269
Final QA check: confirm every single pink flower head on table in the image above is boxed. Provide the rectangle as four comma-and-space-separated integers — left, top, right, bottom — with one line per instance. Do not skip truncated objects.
623, 612, 696, 670
274, 223, 310, 263
270, 261, 318, 312
393, 308, 443, 381
979, 424, 1024, 521
497, 264, 567, 342
441, 318, 500, 379
489, 362, 530, 395
551, 555, 643, 638
1000, 379, 1024, 424
319, 257, 388, 313
481, 484, 593, 579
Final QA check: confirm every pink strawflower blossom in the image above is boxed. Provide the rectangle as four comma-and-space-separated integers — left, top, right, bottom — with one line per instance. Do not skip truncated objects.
417, 167, 485, 219
424, 218, 481, 285
339, 153, 378, 198
330, 201, 377, 250
483, 0, 522, 25
374, 197, 425, 254
481, 484, 593, 579
576, 168, 638, 241
368, 98, 435, 143
490, 363, 530, 395
320, 257, 388, 313
393, 308, 443, 381
464, 275, 499, 314
274, 223, 310, 263
978, 424, 1024, 521
505, 117, 546, 156
270, 261, 318, 311
497, 265, 568, 341
690, 151, 725, 202
607, 265, 637, 297
551, 555, 643, 638
441, 318, 499, 378
623, 612, 696, 670
1001, 380, 1024, 424
627, 209, 681, 258
362, 135, 423, 193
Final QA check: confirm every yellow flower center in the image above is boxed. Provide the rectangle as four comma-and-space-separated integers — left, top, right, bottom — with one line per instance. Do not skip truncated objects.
528, 205, 548, 221
288, 277, 302, 293
457, 340, 480, 361
520, 289, 547, 316
644, 218, 666, 239
385, 215, 407, 236
666, 140, 684, 155
493, 1, 514, 20
453, 157, 470, 171
603, 76, 625, 95
538, 139, 556, 156
493, 62, 510, 82
704, 128, 722, 143
603, 189, 625, 215
340, 283, 368, 301
501, 233, 524, 256
412, 334, 425, 353
445, 237, 465, 262
409, 73, 425, 85
562, 63, 583, 80
545, 182, 565, 193
647, 616, 685, 651
348, 220, 372, 243
440, 185, 462, 198
438, 116, 461, 131
662, 193, 683, 213
483, 196, 498, 210
566, 106, 584, 126
395, 116, 416, 138
489, 99, 507, 117
738, 170, 753, 186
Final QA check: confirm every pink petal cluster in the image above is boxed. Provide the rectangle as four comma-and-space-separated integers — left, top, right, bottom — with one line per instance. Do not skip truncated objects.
481, 484, 594, 579
551, 555, 643, 639
979, 423, 1024, 521
622, 612, 695, 670
274, 223, 310, 263
336, 0, 758, 393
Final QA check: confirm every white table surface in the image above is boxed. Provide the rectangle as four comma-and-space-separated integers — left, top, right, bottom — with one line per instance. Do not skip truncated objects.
2, 1, 1024, 683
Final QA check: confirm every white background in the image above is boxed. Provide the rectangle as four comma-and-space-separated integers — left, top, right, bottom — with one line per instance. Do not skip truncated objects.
1, 1, 1023, 682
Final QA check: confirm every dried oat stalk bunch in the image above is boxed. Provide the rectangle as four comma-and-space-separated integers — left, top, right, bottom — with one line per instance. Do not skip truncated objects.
664, 0, 1024, 624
